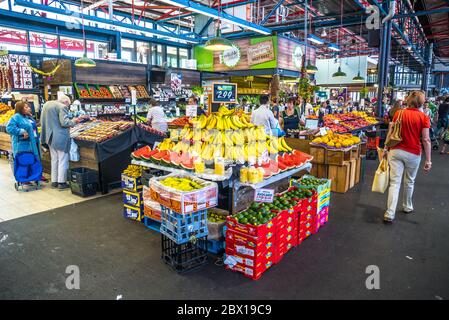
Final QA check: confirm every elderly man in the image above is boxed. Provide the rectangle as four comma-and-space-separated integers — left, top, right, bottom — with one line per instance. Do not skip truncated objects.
40, 95, 83, 190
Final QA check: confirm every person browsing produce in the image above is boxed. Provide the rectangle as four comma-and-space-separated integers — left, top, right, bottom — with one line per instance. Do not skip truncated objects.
6, 101, 41, 168
251, 95, 278, 135
382, 90, 432, 223
281, 97, 300, 131
146, 98, 167, 133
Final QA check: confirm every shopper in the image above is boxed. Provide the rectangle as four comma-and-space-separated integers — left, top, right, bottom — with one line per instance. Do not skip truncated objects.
423, 101, 434, 122
439, 127, 449, 154
325, 100, 333, 115
271, 97, 280, 119
388, 100, 403, 121
188, 96, 205, 116
40, 94, 83, 190
304, 98, 314, 116
383, 90, 432, 223
6, 101, 41, 163
436, 96, 449, 138
146, 98, 168, 133
251, 95, 278, 135
281, 97, 300, 132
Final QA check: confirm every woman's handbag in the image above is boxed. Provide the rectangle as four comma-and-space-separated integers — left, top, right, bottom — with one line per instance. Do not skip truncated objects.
385, 110, 404, 147
372, 158, 389, 194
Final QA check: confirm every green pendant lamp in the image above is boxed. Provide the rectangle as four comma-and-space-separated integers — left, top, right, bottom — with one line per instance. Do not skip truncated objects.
353, 71, 365, 82
204, 26, 233, 51
306, 60, 318, 74
332, 66, 346, 77
75, 0, 96, 68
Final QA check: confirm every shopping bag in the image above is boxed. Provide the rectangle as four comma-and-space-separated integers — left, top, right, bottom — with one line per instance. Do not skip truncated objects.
385, 110, 403, 147
69, 139, 80, 162
371, 158, 389, 194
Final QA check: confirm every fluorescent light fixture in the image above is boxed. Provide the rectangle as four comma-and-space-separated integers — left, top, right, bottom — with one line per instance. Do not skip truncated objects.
158, 0, 187, 8
307, 34, 324, 45
328, 43, 340, 51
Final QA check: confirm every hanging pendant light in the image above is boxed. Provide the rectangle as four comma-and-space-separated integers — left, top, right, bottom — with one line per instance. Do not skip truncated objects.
306, 60, 318, 74
75, 0, 96, 68
204, 3, 233, 51
352, 16, 364, 82
333, 66, 347, 77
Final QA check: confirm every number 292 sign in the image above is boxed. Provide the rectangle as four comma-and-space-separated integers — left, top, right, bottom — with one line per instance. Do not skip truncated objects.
212, 83, 237, 104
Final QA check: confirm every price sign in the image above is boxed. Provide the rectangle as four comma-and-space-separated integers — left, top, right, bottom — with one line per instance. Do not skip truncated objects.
254, 188, 275, 203
212, 82, 237, 103
186, 105, 197, 117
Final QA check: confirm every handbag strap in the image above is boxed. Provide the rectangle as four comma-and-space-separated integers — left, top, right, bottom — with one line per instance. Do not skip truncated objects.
396, 109, 404, 122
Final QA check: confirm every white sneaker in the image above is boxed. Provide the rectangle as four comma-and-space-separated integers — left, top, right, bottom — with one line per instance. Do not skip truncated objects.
383, 212, 394, 223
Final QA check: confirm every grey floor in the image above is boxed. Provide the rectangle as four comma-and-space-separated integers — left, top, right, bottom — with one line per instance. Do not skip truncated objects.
1, 150, 448, 300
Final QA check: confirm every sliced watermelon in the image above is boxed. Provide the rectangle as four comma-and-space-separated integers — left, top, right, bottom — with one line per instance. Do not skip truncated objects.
141, 148, 158, 161
180, 152, 194, 171
131, 145, 151, 160
170, 151, 182, 168
159, 150, 172, 166
281, 154, 295, 169
151, 150, 164, 163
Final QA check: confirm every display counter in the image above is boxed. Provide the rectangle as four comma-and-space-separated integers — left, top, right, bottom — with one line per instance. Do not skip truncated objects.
0, 131, 11, 152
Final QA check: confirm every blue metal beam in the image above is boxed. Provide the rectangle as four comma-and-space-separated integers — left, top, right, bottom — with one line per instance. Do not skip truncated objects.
157, 0, 271, 35
13, 0, 199, 43
199, 17, 214, 36
261, 0, 285, 25
393, 7, 449, 19
0, 9, 192, 49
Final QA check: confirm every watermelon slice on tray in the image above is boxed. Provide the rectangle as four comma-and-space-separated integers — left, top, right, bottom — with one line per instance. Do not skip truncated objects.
179, 152, 194, 171
131, 146, 152, 160
170, 151, 182, 168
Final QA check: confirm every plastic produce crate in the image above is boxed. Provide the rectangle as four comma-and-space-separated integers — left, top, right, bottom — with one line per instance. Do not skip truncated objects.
161, 233, 208, 274
149, 173, 218, 214
68, 167, 99, 184
69, 182, 98, 197
159, 206, 208, 244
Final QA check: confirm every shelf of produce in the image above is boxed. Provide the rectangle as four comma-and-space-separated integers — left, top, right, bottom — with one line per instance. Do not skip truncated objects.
79, 98, 151, 103
131, 160, 233, 182
334, 122, 382, 134
236, 162, 312, 190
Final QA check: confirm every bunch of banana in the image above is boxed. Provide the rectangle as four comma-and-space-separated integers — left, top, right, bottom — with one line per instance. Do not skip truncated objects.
240, 114, 254, 128
158, 138, 175, 151
192, 129, 202, 141
123, 165, 142, 178
206, 114, 217, 129
179, 125, 191, 139
191, 114, 209, 129
169, 129, 180, 141
217, 105, 235, 117
190, 141, 203, 156
210, 131, 223, 145
255, 126, 267, 141
231, 130, 245, 145
222, 131, 234, 146
229, 115, 247, 129
278, 136, 293, 152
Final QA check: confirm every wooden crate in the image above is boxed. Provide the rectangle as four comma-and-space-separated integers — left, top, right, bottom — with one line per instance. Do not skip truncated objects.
360, 142, 367, 157
0, 132, 11, 152
310, 164, 318, 177
316, 164, 328, 179
350, 145, 360, 160
328, 162, 350, 193
349, 159, 357, 189
355, 156, 362, 185
325, 149, 350, 165
309, 145, 325, 164
284, 137, 311, 154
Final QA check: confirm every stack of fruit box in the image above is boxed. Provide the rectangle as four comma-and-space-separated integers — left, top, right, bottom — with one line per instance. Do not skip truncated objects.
122, 172, 144, 222
225, 216, 278, 280
296, 191, 318, 244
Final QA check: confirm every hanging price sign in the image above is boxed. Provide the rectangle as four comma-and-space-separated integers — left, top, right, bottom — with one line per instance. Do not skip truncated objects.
212, 82, 237, 103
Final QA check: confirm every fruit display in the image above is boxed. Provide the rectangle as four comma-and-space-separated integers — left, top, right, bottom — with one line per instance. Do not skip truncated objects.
87, 85, 103, 98
324, 112, 379, 133
119, 85, 131, 98
0, 109, 14, 125
98, 86, 113, 98
0, 102, 11, 113
159, 176, 203, 191
207, 211, 227, 223
136, 85, 150, 99
299, 176, 328, 188
311, 130, 361, 149
72, 121, 132, 143
233, 187, 314, 226
109, 86, 123, 99
123, 164, 143, 178
168, 116, 191, 127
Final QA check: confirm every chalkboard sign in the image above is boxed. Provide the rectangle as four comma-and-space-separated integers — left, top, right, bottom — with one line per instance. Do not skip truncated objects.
212, 82, 237, 104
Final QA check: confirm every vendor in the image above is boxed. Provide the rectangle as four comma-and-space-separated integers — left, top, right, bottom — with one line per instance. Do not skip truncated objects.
251, 95, 278, 135
188, 96, 206, 116
305, 98, 314, 116
146, 98, 168, 133
281, 97, 300, 131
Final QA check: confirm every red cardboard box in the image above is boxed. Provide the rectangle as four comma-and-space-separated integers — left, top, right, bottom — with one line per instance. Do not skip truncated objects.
225, 260, 274, 280
226, 215, 276, 239
226, 229, 275, 251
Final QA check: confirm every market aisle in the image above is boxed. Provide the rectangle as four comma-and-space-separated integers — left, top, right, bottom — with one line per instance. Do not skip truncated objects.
0, 159, 119, 221
0, 151, 448, 300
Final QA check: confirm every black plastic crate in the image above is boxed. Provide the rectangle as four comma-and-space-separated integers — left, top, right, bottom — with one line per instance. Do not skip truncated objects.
68, 167, 99, 184
69, 182, 98, 197
161, 233, 208, 274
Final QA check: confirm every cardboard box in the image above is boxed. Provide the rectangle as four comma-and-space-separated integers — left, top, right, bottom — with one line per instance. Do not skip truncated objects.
121, 174, 142, 192
328, 162, 351, 193
310, 145, 326, 164
123, 204, 144, 222
123, 190, 143, 208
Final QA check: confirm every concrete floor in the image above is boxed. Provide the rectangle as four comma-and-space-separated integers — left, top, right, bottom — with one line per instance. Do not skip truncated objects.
1, 151, 448, 300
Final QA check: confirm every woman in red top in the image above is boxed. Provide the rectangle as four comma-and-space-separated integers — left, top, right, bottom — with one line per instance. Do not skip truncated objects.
383, 91, 432, 223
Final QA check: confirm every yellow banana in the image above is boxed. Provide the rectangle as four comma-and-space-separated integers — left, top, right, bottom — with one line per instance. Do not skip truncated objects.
279, 137, 293, 152
207, 115, 217, 130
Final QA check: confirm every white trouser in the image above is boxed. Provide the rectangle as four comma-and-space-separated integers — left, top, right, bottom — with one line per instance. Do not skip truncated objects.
50, 147, 69, 184
386, 149, 421, 218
